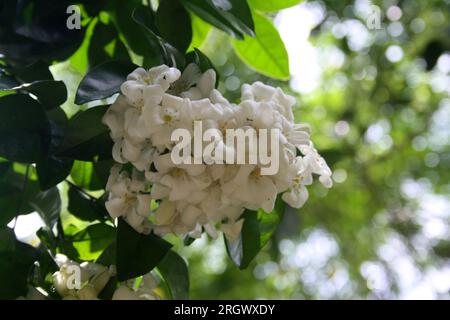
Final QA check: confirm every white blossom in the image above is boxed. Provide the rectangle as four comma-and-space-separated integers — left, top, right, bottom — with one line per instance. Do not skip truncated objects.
102, 64, 333, 240
51, 254, 115, 300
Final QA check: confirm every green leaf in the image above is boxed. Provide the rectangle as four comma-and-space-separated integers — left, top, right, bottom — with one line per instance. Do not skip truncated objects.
0, 72, 20, 90
132, 7, 174, 66
0, 166, 60, 228
116, 218, 172, 281
225, 197, 285, 269
70, 223, 115, 261
225, 210, 259, 269
70, 160, 103, 190
75, 60, 138, 105
57, 105, 113, 161
93, 160, 116, 189
188, 13, 212, 51
226, 0, 255, 36
0, 229, 39, 299
158, 250, 190, 299
232, 11, 289, 80
36, 109, 73, 190
28, 186, 61, 230
98, 276, 118, 300
156, 0, 193, 53
67, 184, 108, 222
248, 0, 303, 12
5, 61, 53, 83
36, 156, 73, 190
180, 0, 254, 39
0, 166, 34, 226
0, 183, 23, 226
88, 20, 130, 68
96, 242, 116, 266
0, 227, 16, 252
0, 94, 51, 163
1, 80, 68, 109
110, 1, 156, 57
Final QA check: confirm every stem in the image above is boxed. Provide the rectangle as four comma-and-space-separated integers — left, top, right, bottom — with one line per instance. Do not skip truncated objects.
65, 180, 114, 223
65, 179, 97, 200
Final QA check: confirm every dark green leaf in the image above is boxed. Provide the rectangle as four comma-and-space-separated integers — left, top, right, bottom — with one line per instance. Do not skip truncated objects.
36, 156, 73, 190
36, 110, 73, 190
111, 1, 156, 57
98, 276, 118, 300
180, 0, 254, 39
88, 20, 130, 68
93, 160, 116, 189
96, 242, 116, 266
57, 105, 113, 161
0, 94, 50, 163
28, 186, 61, 230
36, 227, 57, 254
0, 72, 19, 90
75, 60, 138, 105
226, 0, 255, 36
0, 2, 84, 66
59, 131, 113, 161
132, 7, 172, 66
158, 250, 190, 299
156, 0, 193, 53
0, 183, 23, 226
0, 165, 60, 227
225, 210, 260, 269
1, 80, 67, 109
116, 218, 172, 281
46, 106, 69, 129
225, 197, 285, 269
0, 227, 16, 252
0, 228, 39, 299
4, 61, 53, 83
67, 184, 108, 222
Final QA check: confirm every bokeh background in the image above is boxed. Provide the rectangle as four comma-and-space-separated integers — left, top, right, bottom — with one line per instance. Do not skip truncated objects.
181, 0, 450, 299
11, 0, 450, 299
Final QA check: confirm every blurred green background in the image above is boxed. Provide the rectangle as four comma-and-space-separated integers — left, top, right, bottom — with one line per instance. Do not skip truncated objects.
178, 0, 450, 299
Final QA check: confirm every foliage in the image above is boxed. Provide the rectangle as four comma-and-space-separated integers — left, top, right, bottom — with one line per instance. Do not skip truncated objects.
1, 0, 449, 300
0, 0, 297, 299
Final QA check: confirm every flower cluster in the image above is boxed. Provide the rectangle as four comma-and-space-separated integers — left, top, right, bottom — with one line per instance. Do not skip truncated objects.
52, 254, 115, 300
51, 254, 160, 300
103, 64, 332, 239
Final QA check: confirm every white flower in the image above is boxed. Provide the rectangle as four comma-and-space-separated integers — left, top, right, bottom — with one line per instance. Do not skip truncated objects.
51, 255, 115, 300
121, 65, 180, 107
170, 63, 216, 100
142, 93, 191, 148
220, 219, 244, 242
222, 165, 278, 213
241, 81, 296, 122
300, 144, 333, 188
105, 165, 152, 234
281, 157, 312, 208
112, 273, 159, 300
102, 64, 333, 240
